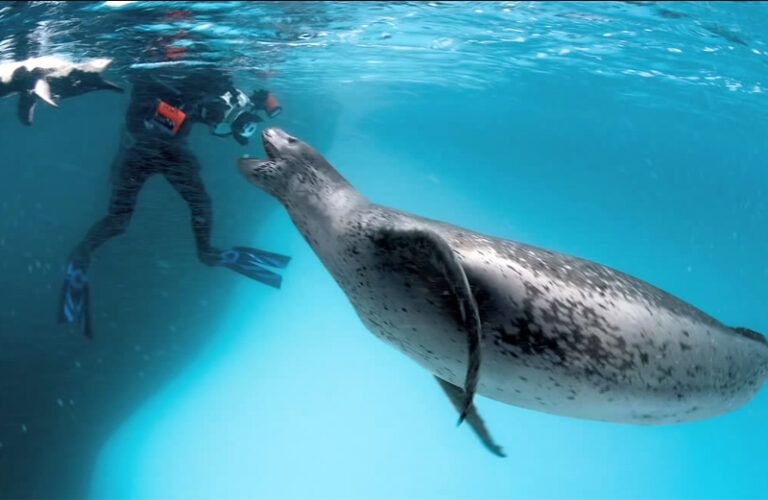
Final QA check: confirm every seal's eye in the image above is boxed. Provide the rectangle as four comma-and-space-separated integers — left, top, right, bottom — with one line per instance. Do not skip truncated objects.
287, 136, 297, 144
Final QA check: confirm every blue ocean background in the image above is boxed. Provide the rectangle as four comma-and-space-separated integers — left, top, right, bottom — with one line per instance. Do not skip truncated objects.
0, 1, 767, 499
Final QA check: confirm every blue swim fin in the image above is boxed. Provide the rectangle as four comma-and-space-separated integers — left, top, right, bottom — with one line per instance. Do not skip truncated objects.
217, 246, 290, 289
57, 261, 92, 339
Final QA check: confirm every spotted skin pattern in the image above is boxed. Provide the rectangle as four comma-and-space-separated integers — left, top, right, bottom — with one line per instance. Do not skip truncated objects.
239, 128, 768, 426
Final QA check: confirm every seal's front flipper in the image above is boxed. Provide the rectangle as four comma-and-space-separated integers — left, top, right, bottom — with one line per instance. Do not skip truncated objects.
372, 227, 482, 423
435, 376, 506, 457
58, 261, 93, 339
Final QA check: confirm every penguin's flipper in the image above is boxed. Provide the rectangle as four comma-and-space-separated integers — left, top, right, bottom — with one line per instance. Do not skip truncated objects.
33, 79, 58, 107
99, 79, 124, 93
17, 92, 37, 125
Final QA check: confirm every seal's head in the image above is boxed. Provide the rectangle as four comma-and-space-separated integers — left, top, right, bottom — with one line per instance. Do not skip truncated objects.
238, 128, 341, 201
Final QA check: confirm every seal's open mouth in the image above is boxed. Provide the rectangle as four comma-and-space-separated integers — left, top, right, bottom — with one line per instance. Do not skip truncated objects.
238, 128, 302, 183
261, 127, 299, 160
238, 128, 292, 182
262, 129, 280, 160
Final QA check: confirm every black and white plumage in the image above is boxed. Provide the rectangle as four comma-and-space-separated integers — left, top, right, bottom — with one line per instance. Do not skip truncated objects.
0, 56, 123, 125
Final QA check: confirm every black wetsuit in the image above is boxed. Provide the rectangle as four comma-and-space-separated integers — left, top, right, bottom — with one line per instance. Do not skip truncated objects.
70, 67, 253, 266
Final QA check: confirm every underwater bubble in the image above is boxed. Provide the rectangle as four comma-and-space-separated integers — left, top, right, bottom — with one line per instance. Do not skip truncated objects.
430, 37, 455, 50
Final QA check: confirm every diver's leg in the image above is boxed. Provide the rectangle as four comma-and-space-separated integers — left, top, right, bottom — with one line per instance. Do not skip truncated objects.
162, 151, 217, 263
164, 150, 290, 288
60, 147, 151, 337
70, 151, 149, 265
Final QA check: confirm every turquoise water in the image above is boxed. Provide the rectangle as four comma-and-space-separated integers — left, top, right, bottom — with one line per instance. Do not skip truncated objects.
1, 1, 767, 499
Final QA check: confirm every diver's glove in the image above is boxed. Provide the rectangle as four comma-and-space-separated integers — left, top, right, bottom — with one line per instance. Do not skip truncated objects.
251, 89, 282, 118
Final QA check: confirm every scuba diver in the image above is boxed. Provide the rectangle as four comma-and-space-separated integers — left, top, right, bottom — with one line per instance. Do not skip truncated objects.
58, 64, 290, 338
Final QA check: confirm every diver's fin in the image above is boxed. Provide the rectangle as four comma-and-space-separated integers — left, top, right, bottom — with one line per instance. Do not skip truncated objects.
230, 246, 291, 269
371, 227, 482, 424
217, 246, 291, 288
17, 93, 37, 125
57, 261, 93, 339
33, 79, 58, 107
435, 376, 506, 457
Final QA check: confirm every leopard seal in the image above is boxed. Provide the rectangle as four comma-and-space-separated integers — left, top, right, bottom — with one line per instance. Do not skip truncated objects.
238, 127, 768, 456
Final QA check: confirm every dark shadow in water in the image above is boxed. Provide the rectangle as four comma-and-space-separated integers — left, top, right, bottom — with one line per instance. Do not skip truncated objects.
621, 1, 751, 46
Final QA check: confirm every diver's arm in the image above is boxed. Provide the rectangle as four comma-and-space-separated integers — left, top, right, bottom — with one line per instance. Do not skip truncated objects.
251, 89, 282, 118
189, 69, 282, 145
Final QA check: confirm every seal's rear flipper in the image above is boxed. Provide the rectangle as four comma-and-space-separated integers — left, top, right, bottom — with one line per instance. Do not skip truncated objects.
372, 227, 482, 422
435, 376, 506, 457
